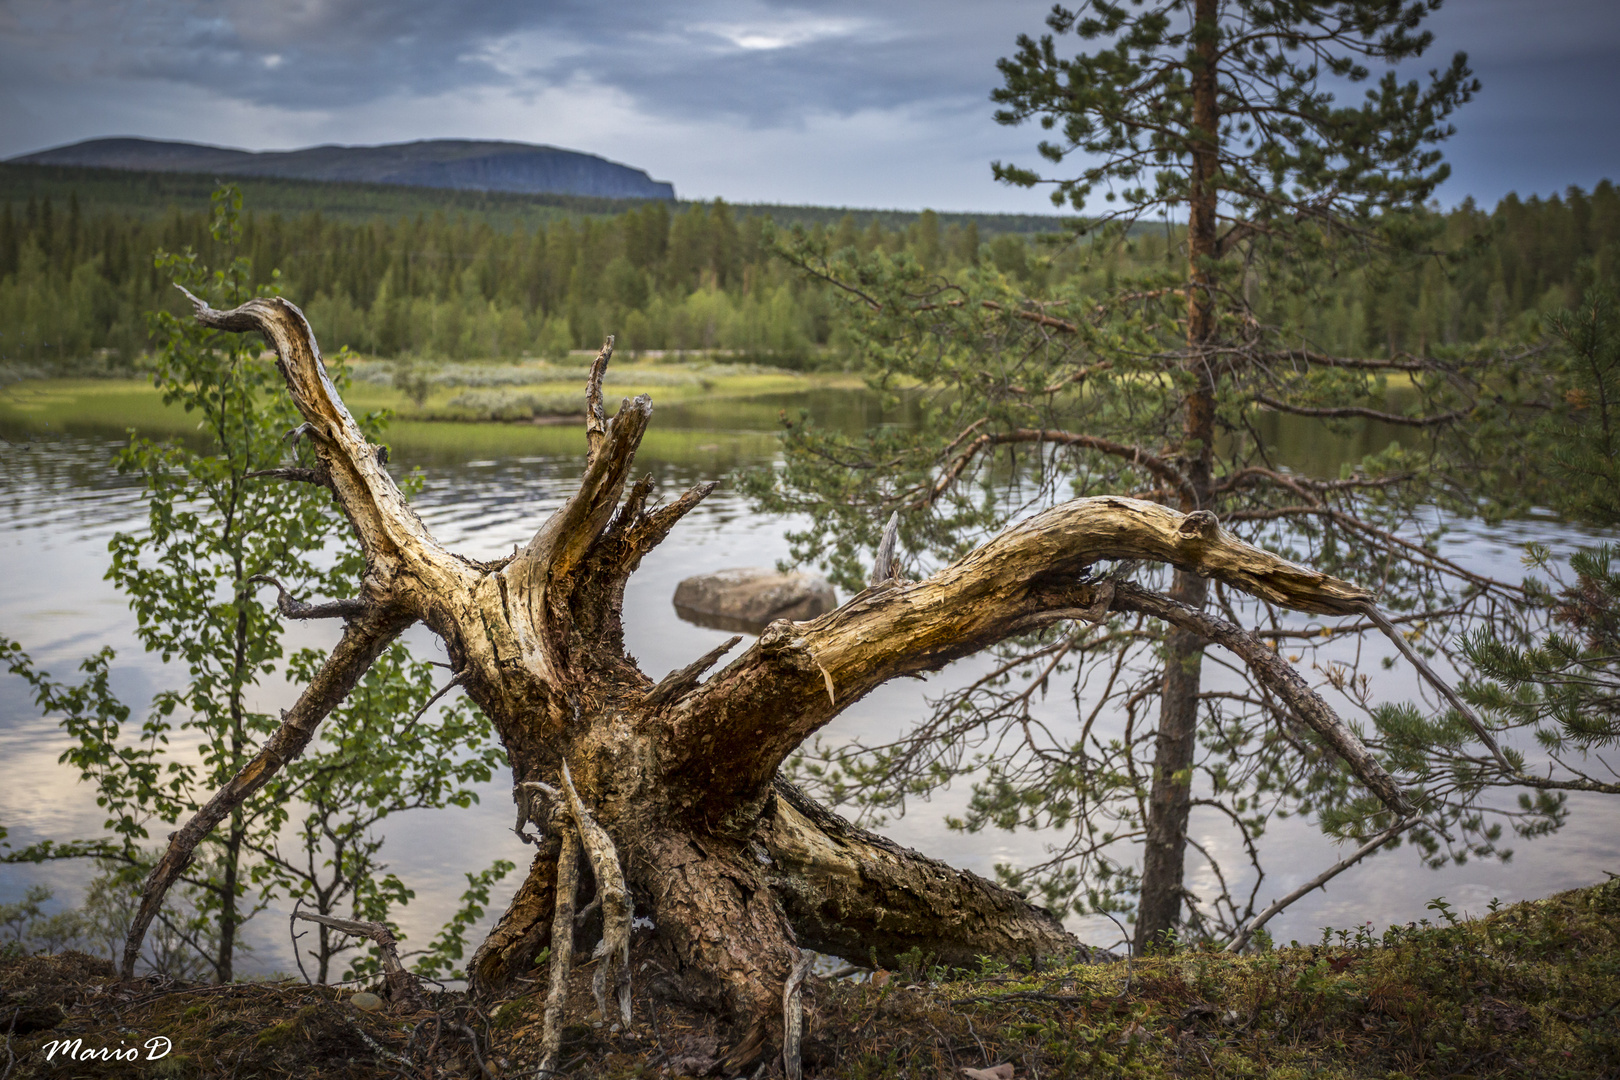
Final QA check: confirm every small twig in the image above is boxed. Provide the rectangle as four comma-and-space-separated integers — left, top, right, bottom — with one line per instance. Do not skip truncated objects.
1226, 815, 1420, 952
249, 574, 368, 621
396, 670, 466, 740
289, 899, 314, 986
1553, 1000, 1620, 1023
584, 336, 615, 460
961, 991, 1093, 1005
454, 1022, 494, 1079
922, 1017, 959, 1071
960, 1009, 989, 1068
337, 1007, 423, 1078
2, 1005, 18, 1080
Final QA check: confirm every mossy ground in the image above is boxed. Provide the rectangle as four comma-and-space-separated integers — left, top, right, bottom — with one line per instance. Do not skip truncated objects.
3, 879, 1616, 1078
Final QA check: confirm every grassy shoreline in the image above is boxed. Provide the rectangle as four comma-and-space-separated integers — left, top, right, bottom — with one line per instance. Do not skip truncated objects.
0, 362, 862, 466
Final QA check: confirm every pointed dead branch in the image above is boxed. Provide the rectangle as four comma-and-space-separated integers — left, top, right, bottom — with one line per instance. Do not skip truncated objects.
584, 336, 615, 464
518, 395, 651, 591
782, 951, 814, 1080
177, 287, 445, 577
606, 474, 657, 539
539, 829, 580, 1076
1225, 816, 1420, 953
869, 511, 901, 587
560, 761, 632, 1027
624, 481, 720, 559
122, 610, 412, 980
646, 636, 743, 710
249, 574, 368, 621
291, 911, 424, 1009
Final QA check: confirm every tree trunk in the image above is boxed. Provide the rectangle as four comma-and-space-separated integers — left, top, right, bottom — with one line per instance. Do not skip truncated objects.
1135, 570, 1208, 953
121, 292, 1412, 1065
1136, 0, 1222, 954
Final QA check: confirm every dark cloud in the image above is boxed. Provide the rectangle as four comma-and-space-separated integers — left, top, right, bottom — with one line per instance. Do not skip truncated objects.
2, 1, 1036, 122
0, 0, 1616, 209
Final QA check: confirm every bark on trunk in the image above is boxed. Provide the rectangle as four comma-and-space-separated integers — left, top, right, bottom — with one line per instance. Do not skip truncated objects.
1136, 569, 1208, 954
1137, 0, 1223, 953
121, 291, 1411, 1064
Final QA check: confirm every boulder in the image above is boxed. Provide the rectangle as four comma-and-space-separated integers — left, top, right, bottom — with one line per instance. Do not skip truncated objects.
673, 568, 837, 633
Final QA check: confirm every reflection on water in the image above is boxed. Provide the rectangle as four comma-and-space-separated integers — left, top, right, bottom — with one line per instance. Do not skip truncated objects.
1, 397, 1616, 977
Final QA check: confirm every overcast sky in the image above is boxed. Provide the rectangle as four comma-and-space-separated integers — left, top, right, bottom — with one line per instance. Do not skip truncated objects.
1, 0, 1616, 213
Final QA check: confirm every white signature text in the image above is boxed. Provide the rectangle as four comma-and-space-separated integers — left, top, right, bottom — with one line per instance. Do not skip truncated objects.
41, 1036, 172, 1063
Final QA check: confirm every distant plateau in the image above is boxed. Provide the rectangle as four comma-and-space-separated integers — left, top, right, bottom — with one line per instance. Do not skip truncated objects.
6, 137, 677, 201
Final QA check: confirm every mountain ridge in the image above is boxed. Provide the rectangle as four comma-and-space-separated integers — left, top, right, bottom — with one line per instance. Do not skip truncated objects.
8, 137, 677, 201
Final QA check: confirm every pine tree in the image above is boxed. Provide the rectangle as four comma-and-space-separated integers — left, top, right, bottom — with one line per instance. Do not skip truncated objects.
756, 0, 1562, 953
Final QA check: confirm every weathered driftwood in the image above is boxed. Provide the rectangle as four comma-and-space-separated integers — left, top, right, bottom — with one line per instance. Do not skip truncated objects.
120, 290, 1423, 1063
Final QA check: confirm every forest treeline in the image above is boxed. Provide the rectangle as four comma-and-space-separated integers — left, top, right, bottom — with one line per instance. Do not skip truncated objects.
1, 176, 1616, 369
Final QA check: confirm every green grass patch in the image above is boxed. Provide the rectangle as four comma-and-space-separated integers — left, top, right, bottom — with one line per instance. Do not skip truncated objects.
0, 377, 190, 437
0, 369, 804, 468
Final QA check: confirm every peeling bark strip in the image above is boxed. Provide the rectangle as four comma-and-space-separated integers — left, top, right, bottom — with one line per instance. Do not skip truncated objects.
782, 951, 814, 1080
539, 830, 579, 1077
559, 761, 632, 1027
123, 293, 1437, 1059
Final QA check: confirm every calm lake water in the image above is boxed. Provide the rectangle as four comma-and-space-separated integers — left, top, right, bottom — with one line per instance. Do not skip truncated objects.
1, 390, 1616, 977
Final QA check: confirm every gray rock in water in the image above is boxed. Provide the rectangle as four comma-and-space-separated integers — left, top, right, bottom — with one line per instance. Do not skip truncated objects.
673, 568, 837, 633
